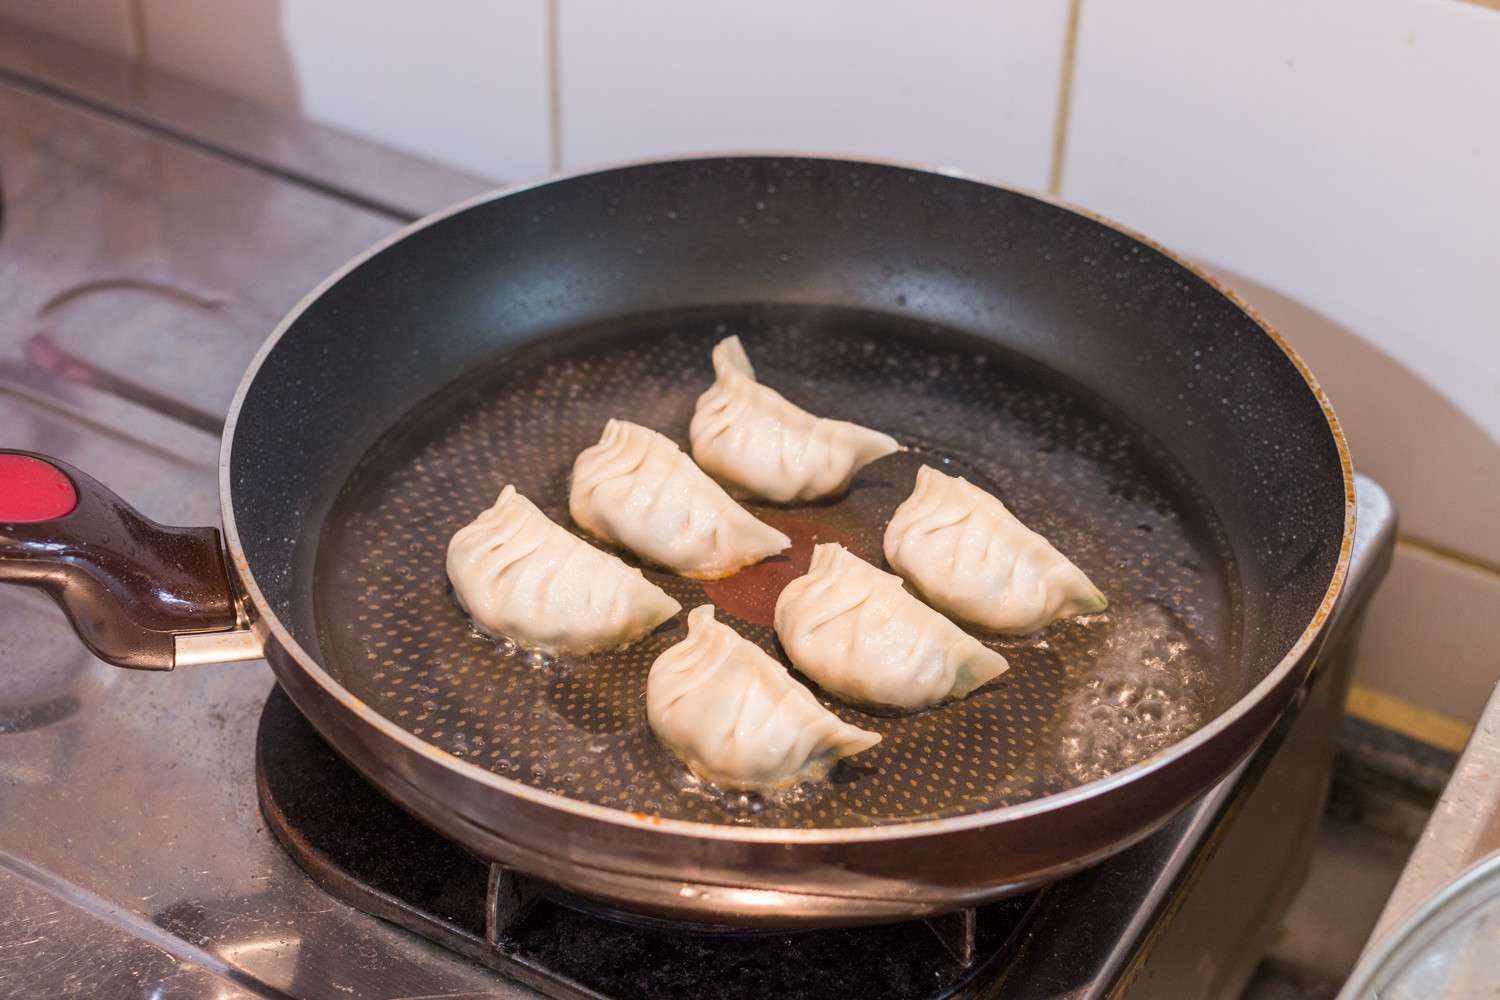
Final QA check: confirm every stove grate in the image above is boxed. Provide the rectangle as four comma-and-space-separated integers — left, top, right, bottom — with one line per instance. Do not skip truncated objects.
256, 684, 1037, 1000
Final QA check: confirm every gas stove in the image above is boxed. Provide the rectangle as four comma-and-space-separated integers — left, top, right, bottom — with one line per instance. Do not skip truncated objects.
256, 683, 1031, 999
0, 475, 1393, 1000
0, 30, 1395, 1000
254, 479, 1392, 1000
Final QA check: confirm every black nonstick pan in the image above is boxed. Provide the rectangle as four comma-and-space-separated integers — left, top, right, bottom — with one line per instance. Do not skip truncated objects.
0, 155, 1352, 927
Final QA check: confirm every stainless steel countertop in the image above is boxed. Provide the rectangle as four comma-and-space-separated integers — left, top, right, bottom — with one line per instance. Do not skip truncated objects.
0, 19, 493, 220
0, 55, 526, 998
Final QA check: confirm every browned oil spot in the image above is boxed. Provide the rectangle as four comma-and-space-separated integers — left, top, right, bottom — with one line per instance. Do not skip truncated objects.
703, 510, 866, 626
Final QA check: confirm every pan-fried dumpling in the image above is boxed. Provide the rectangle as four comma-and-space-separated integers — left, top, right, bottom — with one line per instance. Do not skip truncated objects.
774, 543, 1009, 711
647, 605, 881, 790
690, 336, 900, 502
447, 485, 680, 654
570, 419, 790, 580
884, 466, 1107, 635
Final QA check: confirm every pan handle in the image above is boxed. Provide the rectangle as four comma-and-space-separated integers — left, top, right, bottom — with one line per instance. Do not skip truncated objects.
0, 450, 263, 670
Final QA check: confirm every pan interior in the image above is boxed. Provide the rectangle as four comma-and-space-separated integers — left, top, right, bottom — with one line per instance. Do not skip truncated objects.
314, 306, 1240, 830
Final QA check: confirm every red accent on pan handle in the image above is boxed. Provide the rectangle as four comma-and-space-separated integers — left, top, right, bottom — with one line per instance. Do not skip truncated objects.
0, 454, 78, 522
0, 449, 240, 670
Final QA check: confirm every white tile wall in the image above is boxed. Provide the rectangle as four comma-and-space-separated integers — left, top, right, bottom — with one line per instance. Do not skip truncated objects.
1213, 265, 1500, 573
139, 0, 301, 110
557, 0, 1070, 189
1356, 543, 1500, 726
1062, 0, 1500, 717
9, 0, 1499, 723
1063, 0, 1500, 566
0, 0, 135, 56
141, 0, 550, 182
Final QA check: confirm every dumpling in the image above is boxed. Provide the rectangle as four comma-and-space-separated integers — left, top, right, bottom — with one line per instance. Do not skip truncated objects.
647, 605, 881, 790
774, 543, 1009, 711
447, 485, 680, 654
689, 335, 900, 502
570, 419, 790, 580
883, 466, 1107, 634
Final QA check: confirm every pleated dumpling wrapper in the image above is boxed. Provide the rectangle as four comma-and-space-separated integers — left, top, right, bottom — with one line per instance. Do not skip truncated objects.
774, 543, 1009, 711
647, 605, 881, 790
884, 466, 1107, 635
570, 419, 790, 580
689, 335, 900, 502
447, 485, 680, 654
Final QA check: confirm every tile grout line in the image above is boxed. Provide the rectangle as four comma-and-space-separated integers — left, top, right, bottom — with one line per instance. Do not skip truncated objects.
546, 0, 563, 175
1394, 533, 1500, 581
126, 0, 149, 64
1046, 0, 1083, 197
1345, 682, 1472, 755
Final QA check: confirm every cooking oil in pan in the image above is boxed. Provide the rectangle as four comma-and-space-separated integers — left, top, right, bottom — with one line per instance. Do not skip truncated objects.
314, 305, 1239, 829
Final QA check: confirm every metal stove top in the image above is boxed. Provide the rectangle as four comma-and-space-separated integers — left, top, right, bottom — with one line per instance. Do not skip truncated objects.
0, 30, 1397, 1000
0, 44, 518, 997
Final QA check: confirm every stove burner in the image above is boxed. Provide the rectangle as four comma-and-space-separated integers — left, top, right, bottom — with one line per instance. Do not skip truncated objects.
256, 685, 1036, 999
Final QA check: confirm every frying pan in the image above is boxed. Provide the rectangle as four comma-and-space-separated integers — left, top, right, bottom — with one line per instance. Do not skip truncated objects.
0, 155, 1353, 928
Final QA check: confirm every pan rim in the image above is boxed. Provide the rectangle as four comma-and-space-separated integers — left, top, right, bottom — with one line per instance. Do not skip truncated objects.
219, 151, 1356, 845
